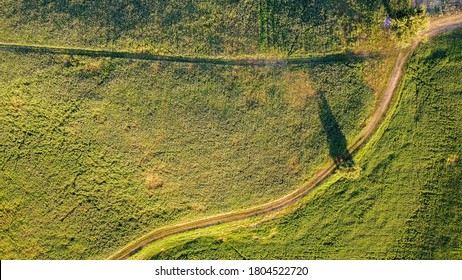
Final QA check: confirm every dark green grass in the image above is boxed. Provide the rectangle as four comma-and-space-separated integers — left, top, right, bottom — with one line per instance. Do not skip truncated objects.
0, 0, 399, 57
136, 28, 462, 260
0, 51, 374, 259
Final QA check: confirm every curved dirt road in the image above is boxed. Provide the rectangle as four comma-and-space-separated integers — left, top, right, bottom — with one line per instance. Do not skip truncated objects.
106, 14, 462, 260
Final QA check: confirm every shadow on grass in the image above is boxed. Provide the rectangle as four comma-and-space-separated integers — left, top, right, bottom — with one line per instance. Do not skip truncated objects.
317, 91, 353, 166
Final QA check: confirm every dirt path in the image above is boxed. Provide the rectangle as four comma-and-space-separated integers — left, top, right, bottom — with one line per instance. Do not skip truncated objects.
427, 13, 462, 36
0, 43, 368, 66
105, 14, 462, 260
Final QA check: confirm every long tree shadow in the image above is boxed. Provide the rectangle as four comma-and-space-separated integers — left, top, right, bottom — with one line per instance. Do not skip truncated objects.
317, 91, 353, 166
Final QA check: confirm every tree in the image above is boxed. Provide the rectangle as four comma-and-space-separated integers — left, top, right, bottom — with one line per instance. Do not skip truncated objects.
392, 5, 429, 47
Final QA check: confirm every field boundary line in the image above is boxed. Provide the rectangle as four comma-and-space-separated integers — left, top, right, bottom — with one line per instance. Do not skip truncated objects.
0, 42, 371, 66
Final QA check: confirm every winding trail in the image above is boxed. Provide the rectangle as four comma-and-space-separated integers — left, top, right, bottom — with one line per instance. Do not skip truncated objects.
105, 14, 462, 260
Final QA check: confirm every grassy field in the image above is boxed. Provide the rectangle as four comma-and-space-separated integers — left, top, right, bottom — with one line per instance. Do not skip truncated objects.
1, 0, 443, 260
0, 0, 414, 57
0, 49, 377, 259
130, 28, 462, 260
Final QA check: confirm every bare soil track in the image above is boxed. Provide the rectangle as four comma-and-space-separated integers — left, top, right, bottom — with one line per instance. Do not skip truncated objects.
105, 14, 462, 260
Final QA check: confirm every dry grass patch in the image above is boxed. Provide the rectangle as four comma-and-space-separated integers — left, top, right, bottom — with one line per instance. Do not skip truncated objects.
364, 54, 398, 97
83, 60, 104, 74
288, 156, 302, 175
145, 172, 164, 190
447, 154, 458, 166
283, 71, 315, 110
244, 88, 267, 108
151, 62, 163, 74
189, 203, 206, 212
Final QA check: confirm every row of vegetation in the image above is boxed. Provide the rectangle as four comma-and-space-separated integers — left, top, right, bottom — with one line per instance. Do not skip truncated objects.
0, 0, 426, 57
129, 28, 462, 260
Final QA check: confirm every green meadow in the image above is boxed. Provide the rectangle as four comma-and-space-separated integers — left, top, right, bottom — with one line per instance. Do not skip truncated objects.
131, 28, 462, 260
1, 0, 455, 260
0, 50, 376, 258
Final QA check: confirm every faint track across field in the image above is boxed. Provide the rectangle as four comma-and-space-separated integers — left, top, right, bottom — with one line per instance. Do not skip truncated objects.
0, 43, 371, 66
